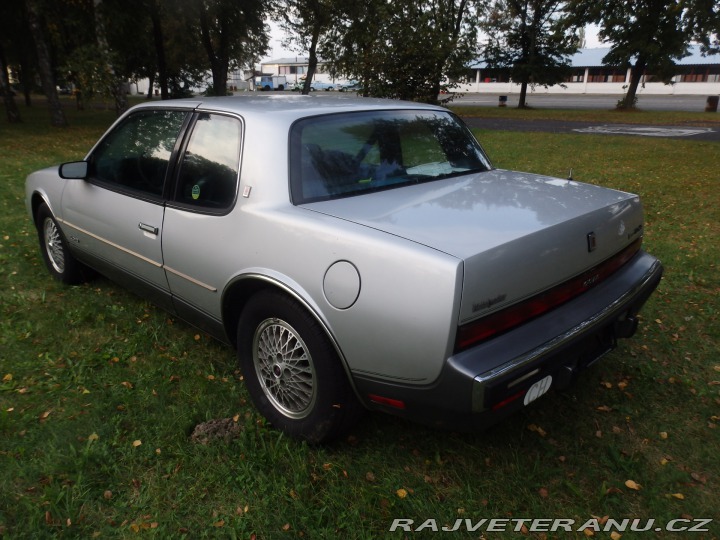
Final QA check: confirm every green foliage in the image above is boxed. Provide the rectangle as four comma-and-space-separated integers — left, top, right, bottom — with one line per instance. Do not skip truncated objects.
62, 45, 118, 106
324, 0, 478, 104
564, 0, 694, 109
683, 0, 720, 54
194, 0, 270, 95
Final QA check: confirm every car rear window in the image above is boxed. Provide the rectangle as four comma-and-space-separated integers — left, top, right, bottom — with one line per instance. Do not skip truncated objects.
289, 110, 491, 204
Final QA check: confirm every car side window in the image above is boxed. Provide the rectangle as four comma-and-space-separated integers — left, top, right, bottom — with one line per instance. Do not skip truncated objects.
174, 113, 242, 210
90, 110, 187, 197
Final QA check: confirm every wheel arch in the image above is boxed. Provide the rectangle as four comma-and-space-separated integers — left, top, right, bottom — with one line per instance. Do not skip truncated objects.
221, 273, 363, 400
30, 192, 53, 226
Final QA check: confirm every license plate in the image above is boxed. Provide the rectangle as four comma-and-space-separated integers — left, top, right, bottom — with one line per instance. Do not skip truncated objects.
524, 375, 553, 406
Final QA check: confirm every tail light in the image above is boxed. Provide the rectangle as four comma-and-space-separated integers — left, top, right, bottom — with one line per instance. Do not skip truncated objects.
455, 239, 642, 352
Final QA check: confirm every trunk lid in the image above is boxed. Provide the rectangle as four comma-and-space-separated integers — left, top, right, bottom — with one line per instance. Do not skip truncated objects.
303, 170, 644, 323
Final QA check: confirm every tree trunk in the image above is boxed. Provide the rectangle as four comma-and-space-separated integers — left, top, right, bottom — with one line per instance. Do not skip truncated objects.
26, 0, 67, 127
619, 56, 646, 110
19, 58, 32, 106
518, 81, 529, 108
302, 26, 321, 95
94, 0, 127, 116
149, 0, 168, 100
0, 42, 22, 123
146, 71, 155, 99
199, 9, 228, 96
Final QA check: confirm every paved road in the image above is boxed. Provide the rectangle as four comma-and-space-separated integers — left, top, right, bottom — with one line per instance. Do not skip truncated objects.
461, 116, 720, 141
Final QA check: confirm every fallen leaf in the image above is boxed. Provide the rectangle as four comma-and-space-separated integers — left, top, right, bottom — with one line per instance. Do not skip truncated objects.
366, 472, 376, 482
583, 528, 595, 537
538, 487, 549, 498
2, 374, 12, 382
625, 480, 642, 491
132, 440, 142, 448
610, 532, 622, 540
596, 405, 613, 412
670, 493, 685, 500
691, 472, 707, 484
396, 488, 408, 499
659, 431, 668, 439
213, 520, 225, 527
88, 433, 99, 442
282, 523, 290, 531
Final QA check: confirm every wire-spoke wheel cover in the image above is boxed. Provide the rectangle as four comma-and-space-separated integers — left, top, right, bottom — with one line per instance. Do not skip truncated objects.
43, 217, 65, 274
252, 318, 317, 419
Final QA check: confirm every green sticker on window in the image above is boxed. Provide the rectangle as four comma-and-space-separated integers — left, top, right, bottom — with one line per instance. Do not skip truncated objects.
191, 185, 200, 200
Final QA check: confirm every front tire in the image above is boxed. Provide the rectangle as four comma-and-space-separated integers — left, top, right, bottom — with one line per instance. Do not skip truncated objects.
237, 290, 362, 443
36, 203, 89, 285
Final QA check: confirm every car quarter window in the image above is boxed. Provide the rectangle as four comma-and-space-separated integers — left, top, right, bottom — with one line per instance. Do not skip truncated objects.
173, 113, 242, 210
89, 110, 187, 197
289, 110, 491, 204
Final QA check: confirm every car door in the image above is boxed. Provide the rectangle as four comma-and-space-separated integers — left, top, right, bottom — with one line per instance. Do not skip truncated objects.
61, 109, 189, 308
161, 112, 243, 325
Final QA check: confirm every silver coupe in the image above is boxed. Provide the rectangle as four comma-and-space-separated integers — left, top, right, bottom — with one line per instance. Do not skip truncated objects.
26, 95, 663, 442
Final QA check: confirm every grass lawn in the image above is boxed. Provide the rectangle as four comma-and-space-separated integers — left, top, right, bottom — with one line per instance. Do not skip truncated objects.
1, 101, 718, 538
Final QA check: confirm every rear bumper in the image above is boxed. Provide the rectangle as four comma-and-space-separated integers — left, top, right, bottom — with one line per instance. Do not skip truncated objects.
352, 250, 663, 430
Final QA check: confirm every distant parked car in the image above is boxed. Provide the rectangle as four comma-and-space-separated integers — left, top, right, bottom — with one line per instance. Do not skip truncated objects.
26, 95, 662, 443
291, 81, 334, 92
338, 81, 363, 93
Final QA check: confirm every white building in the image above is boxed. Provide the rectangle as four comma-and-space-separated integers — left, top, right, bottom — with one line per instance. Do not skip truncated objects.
457, 45, 720, 96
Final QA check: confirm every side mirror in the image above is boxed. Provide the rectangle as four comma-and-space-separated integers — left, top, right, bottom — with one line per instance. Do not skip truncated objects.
59, 161, 88, 180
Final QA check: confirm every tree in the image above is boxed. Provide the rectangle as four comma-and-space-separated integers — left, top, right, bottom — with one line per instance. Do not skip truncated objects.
481, 0, 577, 108
326, 0, 478, 104
684, 0, 720, 54
192, 0, 269, 96
25, 0, 67, 127
566, 0, 691, 109
0, 0, 35, 107
276, 0, 337, 95
0, 42, 22, 123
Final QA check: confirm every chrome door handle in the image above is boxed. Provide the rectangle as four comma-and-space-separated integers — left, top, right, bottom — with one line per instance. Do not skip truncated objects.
138, 222, 159, 235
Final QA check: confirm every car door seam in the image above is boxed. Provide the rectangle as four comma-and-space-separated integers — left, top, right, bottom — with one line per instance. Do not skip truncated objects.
164, 265, 218, 292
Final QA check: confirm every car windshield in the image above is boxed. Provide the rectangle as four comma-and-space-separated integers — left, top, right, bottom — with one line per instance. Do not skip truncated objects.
289, 110, 491, 203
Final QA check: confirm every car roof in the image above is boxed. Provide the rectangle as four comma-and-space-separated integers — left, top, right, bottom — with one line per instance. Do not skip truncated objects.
129, 94, 446, 123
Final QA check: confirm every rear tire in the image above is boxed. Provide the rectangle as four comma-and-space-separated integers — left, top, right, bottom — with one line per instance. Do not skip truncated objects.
36, 203, 89, 285
237, 290, 363, 443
